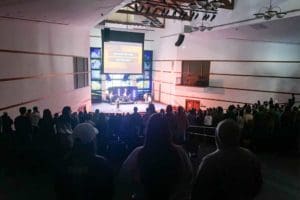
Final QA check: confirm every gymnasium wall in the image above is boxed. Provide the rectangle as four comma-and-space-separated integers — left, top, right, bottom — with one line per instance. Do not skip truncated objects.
0, 19, 91, 118
152, 21, 300, 109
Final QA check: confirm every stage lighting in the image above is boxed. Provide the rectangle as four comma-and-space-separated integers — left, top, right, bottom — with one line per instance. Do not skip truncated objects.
139, 6, 144, 12
181, 12, 187, 20
134, 3, 138, 12
172, 10, 177, 16
190, 12, 195, 19
210, 14, 216, 21
145, 7, 150, 14
202, 14, 208, 20
165, 9, 170, 16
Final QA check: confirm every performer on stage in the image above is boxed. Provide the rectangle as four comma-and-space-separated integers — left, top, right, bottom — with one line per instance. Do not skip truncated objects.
109, 91, 113, 104
143, 93, 148, 103
116, 98, 120, 110
147, 94, 152, 104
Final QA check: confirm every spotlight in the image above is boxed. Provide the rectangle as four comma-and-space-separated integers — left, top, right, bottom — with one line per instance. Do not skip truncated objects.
202, 13, 210, 21
172, 10, 177, 16
190, 12, 195, 19
139, 6, 144, 12
145, 7, 150, 14
152, 8, 159, 14
210, 14, 216, 21
181, 12, 187, 20
134, 3, 138, 12
165, 9, 170, 16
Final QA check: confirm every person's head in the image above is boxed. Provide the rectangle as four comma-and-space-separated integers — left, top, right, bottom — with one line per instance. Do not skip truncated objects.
144, 113, 172, 149
43, 109, 52, 120
217, 106, 223, 114
160, 109, 165, 115
33, 106, 39, 112
133, 106, 138, 113
72, 123, 98, 156
95, 109, 100, 114
27, 109, 32, 114
62, 106, 71, 118
216, 119, 241, 149
148, 103, 156, 114
178, 106, 185, 114
19, 107, 27, 115
166, 105, 173, 113
3, 112, 8, 117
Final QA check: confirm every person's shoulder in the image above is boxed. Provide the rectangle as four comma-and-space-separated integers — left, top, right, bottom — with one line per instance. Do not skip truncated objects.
173, 144, 186, 154
239, 147, 259, 160
93, 155, 112, 168
201, 150, 221, 164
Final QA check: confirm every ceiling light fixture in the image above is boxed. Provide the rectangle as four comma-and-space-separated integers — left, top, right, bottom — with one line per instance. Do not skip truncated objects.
198, 21, 213, 32
254, 0, 287, 20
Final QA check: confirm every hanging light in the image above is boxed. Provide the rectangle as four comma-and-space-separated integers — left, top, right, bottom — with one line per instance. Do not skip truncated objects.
254, 0, 287, 20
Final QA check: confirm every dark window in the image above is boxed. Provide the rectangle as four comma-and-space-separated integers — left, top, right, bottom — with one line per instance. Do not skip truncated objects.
181, 61, 210, 87
74, 57, 89, 89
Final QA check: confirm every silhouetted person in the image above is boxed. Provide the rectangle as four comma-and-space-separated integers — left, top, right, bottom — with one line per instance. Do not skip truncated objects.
14, 107, 32, 145
115, 113, 193, 200
31, 106, 41, 139
55, 123, 114, 200
38, 109, 55, 139
1, 112, 13, 134
142, 103, 156, 128
165, 105, 177, 137
128, 107, 143, 145
174, 106, 189, 145
192, 119, 262, 200
56, 106, 76, 156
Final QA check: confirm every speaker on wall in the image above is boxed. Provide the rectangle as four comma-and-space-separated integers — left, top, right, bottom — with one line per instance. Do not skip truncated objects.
175, 34, 185, 46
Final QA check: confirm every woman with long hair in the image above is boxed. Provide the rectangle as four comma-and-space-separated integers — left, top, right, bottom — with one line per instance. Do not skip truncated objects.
115, 113, 193, 200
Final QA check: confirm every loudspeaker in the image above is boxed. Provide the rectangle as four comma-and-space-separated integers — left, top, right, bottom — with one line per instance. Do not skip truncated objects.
175, 34, 185, 46
102, 28, 110, 42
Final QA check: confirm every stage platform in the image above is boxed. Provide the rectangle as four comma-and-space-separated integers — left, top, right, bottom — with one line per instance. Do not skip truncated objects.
92, 101, 167, 114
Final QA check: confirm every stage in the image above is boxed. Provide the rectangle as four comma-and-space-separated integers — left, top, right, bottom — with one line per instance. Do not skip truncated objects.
92, 101, 167, 114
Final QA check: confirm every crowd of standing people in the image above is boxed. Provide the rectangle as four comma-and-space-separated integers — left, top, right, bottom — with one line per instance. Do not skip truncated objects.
0, 95, 298, 199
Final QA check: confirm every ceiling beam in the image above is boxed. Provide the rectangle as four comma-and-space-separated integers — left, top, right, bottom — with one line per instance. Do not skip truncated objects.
117, 9, 191, 21
101, 19, 165, 28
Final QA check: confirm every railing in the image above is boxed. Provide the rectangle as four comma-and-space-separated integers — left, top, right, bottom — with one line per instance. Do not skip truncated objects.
187, 125, 216, 138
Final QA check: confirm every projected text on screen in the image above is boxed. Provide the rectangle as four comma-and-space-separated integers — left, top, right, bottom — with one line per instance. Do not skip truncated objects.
103, 41, 143, 74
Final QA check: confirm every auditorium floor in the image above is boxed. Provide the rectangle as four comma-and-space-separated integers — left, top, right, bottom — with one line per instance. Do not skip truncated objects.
92, 101, 166, 113
0, 153, 299, 200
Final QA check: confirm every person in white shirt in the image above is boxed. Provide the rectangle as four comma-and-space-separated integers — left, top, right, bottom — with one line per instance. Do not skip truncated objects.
203, 109, 213, 126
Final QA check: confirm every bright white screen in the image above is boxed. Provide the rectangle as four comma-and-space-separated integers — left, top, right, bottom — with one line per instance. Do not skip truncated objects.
103, 41, 143, 74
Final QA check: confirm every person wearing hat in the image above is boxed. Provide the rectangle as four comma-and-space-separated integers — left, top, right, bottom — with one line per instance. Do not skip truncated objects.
191, 119, 262, 200
55, 123, 114, 200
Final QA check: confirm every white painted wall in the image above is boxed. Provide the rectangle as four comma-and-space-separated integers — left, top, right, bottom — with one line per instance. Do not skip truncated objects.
0, 19, 91, 118
152, 20, 300, 109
